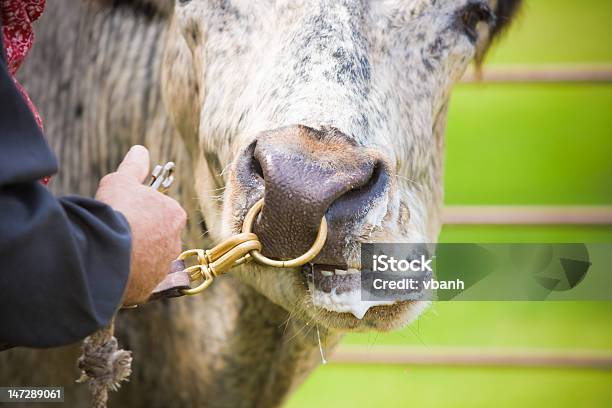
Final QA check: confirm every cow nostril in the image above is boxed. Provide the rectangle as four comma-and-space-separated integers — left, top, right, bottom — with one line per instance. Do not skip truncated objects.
326, 161, 389, 220
251, 154, 265, 180
341, 161, 386, 202
345, 162, 383, 197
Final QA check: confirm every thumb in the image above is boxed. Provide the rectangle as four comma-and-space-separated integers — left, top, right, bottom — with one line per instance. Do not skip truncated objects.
116, 145, 150, 183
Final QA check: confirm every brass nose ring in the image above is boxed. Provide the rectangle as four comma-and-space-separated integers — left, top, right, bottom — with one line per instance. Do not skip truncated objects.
241, 199, 327, 268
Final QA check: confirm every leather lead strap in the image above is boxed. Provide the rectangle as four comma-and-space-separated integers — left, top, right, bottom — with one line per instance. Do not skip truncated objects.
148, 260, 191, 301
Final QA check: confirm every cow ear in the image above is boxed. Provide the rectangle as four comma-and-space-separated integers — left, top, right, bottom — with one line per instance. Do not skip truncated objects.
490, 0, 523, 41
475, 0, 523, 64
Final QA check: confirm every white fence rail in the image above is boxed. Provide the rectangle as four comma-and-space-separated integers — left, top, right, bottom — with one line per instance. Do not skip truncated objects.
462, 64, 612, 84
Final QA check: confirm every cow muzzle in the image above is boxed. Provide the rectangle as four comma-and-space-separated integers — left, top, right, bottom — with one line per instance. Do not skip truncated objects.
234, 125, 391, 265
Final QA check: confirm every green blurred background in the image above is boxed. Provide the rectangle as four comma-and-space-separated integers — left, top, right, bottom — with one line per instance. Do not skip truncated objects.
287, 0, 612, 407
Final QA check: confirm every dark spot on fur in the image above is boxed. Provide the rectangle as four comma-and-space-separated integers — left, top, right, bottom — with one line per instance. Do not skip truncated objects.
422, 56, 434, 72
332, 47, 347, 60
190, 25, 200, 43
428, 37, 448, 61
219, 0, 243, 21
74, 103, 84, 118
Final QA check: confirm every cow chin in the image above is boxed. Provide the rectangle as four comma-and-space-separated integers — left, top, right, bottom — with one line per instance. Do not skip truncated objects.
310, 300, 431, 332
223, 199, 430, 332
233, 261, 430, 332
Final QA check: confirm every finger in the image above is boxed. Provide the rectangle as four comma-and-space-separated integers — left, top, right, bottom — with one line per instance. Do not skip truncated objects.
116, 145, 150, 183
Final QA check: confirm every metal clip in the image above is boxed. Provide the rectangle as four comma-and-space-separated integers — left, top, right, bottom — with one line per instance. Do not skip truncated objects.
178, 233, 261, 295
149, 162, 175, 193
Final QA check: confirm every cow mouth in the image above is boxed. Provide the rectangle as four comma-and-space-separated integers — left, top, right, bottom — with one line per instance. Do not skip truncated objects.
302, 263, 399, 319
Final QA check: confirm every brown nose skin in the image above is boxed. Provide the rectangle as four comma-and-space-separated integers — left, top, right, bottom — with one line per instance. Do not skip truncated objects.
236, 125, 390, 263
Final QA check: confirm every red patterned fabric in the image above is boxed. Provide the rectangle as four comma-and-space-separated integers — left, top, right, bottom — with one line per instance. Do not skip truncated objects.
1, 0, 48, 184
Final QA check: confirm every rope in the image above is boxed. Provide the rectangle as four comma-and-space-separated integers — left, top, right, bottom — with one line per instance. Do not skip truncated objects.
76, 318, 132, 408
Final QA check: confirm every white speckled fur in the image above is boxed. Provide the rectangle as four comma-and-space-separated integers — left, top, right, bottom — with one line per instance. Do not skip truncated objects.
164, 1, 494, 326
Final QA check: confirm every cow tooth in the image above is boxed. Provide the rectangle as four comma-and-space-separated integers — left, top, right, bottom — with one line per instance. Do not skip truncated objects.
347, 268, 360, 275
335, 269, 347, 275
321, 270, 333, 277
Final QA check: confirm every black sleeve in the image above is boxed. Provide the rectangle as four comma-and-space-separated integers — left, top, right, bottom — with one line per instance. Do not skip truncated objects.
0, 36, 132, 349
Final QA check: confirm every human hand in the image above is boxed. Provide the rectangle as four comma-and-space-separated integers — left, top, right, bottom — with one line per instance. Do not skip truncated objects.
95, 145, 186, 305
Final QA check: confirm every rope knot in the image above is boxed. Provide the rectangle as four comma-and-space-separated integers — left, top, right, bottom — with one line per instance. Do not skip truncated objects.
76, 324, 132, 407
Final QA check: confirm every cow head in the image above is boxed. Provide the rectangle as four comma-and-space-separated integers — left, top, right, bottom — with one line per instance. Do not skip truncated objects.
159, 0, 521, 331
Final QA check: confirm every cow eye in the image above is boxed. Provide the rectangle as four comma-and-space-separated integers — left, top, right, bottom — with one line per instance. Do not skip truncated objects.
459, 1, 495, 42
